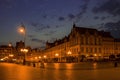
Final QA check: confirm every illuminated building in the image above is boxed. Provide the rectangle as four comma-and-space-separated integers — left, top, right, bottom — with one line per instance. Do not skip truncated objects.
41, 24, 120, 63
0, 43, 14, 61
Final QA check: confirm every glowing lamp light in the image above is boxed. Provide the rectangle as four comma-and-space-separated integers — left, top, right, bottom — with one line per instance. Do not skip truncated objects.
35, 57, 38, 59
18, 26, 25, 34
21, 49, 28, 53
55, 53, 59, 57
9, 54, 14, 57
43, 55, 47, 58
20, 29, 24, 33
94, 54, 97, 57
39, 56, 42, 59
8, 43, 12, 47
68, 51, 72, 55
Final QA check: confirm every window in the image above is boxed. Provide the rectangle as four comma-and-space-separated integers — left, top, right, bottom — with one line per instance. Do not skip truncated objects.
86, 48, 88, 53
95, 38, 97, 45
95, 48, 97, 53
86, 37, 88, 45
81, 36, 84, 44
90, 48, 93, 53
81, 47, 84, 52
99, 48, 101, 53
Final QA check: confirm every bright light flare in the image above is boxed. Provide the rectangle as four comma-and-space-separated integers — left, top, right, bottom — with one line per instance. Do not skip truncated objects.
17, 24, 26, 35
21, 49, 28, 53
18, 27, 25, 34
43, 55, 47, 58
9, 54, 14, 57
39, 56, 42, 59
68, 51, 72, 55
55, 53, 59, 57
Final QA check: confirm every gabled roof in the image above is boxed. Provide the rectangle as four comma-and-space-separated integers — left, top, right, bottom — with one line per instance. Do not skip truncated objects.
46, 24, 114, 48
72, 24, 113, 38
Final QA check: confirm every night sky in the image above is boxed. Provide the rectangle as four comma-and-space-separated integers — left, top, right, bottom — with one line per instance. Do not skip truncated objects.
0, 0, 120, 48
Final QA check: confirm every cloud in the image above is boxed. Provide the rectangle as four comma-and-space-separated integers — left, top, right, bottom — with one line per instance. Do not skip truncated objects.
27, 34, 35, 38
94, 16, 99, 20
98, 20, 120, 38
31, 38, 46, 44
101, 16, 107, 20
55, 25, 60, 28
31, 22, 40, 27
75, 0, 90, 22
104, 21, 120, 31
44, 30, 56, 36
98, 20, 120, 31
92, 0, 120, 16
68, 14, 75, 20
0, 0, 16, 8
49, 37, 56, 42
39, 25, 50, 31
30, 22, 51, 32
58, 16, 65, 21
42, 14, 48, 19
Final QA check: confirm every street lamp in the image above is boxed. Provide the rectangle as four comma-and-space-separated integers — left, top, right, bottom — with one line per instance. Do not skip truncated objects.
68, 51, 72, 55
18, 24, 27, 64
55, 53, 59, 57
21, 48, 28, 65
67, 50, 72, 63
55, 53, 59, 62
43, 55, 47, 62
18, 24, 26, 47
43, 55, 47, 58
38, 56, 42, 62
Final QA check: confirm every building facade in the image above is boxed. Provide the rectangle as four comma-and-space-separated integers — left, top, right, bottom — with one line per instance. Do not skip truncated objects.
41, 24, 120, 63
0, 43, 15, 62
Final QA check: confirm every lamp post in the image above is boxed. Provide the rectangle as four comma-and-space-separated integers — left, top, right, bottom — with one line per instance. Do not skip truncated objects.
43, 55, 47, 62
21, 48, 28, 65
18, 24, 26, 47
18, 24, 28, 65
55, 53, 59, 62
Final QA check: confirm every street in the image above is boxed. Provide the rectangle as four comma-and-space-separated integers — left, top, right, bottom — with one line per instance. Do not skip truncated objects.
0, 62, 120, 80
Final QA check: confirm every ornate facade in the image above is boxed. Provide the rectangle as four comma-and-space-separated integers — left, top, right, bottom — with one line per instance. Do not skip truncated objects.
41, 24, 120, 62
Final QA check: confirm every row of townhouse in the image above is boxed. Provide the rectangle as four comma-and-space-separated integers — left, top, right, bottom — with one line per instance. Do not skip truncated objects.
40, 24, 120, 63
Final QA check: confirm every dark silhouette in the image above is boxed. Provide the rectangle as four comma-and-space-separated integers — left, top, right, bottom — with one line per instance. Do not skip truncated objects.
114, 62, 118, 67
33, 63, 35, 67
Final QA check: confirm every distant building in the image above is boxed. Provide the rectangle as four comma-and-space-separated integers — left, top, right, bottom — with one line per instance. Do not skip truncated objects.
16, 40, 25, 52
41, 24, 120, 62
0, 43, 14, 61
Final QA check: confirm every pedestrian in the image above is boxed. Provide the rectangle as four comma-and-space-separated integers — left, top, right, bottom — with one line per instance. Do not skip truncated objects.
114, 62, 118, 67
33, 63, 36, 67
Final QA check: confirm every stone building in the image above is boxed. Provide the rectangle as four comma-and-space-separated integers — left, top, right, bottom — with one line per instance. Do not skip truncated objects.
41, 24, 120, 62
